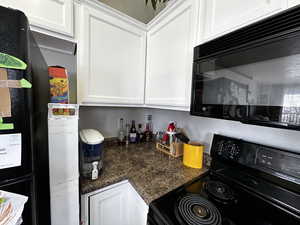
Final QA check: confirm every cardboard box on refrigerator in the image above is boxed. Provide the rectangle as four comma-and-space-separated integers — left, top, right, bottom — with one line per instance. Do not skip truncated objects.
0, 68, 11, 118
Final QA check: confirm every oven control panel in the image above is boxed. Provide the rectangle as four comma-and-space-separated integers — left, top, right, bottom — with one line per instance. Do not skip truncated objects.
216, 140, 241, 161
211, 134, 300, 183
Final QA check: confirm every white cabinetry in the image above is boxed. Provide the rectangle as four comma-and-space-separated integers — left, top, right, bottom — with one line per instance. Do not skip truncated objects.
288, 0, 300, 7
200, 0, 286, 43
89, 183, 128, 225
81, 181, 148, 225
0, 0, 74, 38
48, 104, 79, 225
145, 0, 199, 110
77, 1, 147, 106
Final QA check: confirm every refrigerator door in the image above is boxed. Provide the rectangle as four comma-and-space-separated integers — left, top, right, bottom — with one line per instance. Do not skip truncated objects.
0, 6, 34, 182
0, 176, 36, 225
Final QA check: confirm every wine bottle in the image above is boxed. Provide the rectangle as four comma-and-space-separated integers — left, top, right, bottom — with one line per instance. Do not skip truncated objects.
129, 120, 137, 143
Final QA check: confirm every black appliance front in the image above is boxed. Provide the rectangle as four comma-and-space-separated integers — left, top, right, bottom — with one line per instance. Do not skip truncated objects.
148, 134, 300, 225
0, 6, 51, 225
191, 5, 300, 130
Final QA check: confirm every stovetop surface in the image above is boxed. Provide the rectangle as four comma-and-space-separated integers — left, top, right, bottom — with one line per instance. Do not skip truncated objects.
149, 172, 300, 225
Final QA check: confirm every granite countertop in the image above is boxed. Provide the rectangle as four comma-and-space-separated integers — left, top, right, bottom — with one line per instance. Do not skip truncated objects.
80, 142, 208, 204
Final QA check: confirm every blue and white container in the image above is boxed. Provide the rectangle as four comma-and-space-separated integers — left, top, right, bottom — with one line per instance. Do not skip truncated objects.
80, 129, 104, 179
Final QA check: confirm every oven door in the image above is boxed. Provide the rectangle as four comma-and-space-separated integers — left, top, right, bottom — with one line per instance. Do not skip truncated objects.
191, 33, 300, 130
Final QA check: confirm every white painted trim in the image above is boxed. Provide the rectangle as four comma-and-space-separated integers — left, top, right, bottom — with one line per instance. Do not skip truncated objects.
38, 43, 75, 55
83, 180, 130, 198
146, 104, 190, 111
79, 103, 190, 111
145, 97, 187, 107
79, 103, 144, 107
31, 25, 76, 42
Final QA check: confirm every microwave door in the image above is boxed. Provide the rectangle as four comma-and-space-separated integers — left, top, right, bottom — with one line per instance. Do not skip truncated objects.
191, 63, 249, 121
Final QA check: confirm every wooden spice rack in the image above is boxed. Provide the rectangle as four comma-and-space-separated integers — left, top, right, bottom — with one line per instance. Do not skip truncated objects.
156, 142, 183, 158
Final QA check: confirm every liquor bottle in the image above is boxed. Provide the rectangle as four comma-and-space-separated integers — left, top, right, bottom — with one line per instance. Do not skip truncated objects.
137, 124, 143, 143
129, 120, 137, 143
125, 123, 130, 146
118, 118, 125, 145
144, 115, 153, 142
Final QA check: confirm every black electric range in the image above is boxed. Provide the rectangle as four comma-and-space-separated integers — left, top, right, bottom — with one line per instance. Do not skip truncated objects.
148, 134, 300, 225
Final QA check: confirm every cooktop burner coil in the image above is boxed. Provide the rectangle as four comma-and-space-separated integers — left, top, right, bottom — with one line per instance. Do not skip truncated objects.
177, 194, 222, 225
205, 181, 236, 203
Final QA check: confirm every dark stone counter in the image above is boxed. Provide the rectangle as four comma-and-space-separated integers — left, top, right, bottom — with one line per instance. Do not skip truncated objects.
80, 143, 208, 204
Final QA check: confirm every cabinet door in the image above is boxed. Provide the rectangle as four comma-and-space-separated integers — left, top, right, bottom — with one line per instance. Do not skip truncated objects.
89, 184, 129, 225
78, 2, 146, 106
127, 185, 148, 225
201, 0, 286, 41
0, 0, 73, 37
288, 0, 300, 7
145, 0, 198, 110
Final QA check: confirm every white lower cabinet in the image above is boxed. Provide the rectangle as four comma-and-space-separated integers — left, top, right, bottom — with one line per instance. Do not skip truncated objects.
81, 181, 148, 225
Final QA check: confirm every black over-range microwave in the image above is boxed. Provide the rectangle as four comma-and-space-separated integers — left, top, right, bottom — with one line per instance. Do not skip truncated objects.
191, 5, 300, 131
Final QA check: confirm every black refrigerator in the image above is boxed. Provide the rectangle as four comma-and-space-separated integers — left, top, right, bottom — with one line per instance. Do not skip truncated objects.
0, 6, 51, 225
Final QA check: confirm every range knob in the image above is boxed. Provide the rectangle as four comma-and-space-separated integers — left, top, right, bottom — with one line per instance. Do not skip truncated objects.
217, 141, 225, 155
228, 143, 240, 160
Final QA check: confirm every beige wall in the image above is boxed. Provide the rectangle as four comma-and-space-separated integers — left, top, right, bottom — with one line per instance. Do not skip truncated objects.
99, 0, 166, 23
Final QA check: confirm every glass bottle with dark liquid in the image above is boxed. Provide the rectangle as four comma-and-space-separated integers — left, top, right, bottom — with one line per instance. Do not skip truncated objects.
129, 120, 137, 143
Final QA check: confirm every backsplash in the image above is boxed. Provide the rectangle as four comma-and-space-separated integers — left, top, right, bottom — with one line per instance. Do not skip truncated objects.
79, 106, 145, 137
146, 108, 300, 154
79, 107, 300, 154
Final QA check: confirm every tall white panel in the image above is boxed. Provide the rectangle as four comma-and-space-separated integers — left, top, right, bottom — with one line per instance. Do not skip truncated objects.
48, 115, 79, 186
50, 179, 80, 225
48, 104, 79, 225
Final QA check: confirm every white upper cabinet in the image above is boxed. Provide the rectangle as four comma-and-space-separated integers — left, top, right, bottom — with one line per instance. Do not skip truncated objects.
288, 0, 300, 7
0, 0, 74, 38
77, 1, 147, 106
200, 0, 287, 43
145, 0, 199, 110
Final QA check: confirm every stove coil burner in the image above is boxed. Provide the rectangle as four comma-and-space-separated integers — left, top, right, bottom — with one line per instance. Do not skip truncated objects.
205, 181, 235, 203
178, 194, 222, 225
